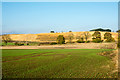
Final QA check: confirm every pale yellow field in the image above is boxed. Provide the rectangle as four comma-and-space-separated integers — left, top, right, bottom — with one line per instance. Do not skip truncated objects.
1, 31, 118, 42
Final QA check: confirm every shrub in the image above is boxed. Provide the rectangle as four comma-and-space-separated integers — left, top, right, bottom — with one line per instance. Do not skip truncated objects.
1, 45, 4, 46
38, 43, 41, 46
98, 51, 116, 59
92, 38, 96, 40
76, 40, 85, 43
85, 41, 90, 43
18, 43, 24, 46
15, 42, 18, 45
92, 38, 103, 43
50, 42, 57, 45
15, 42, 24, 46
38, 42, 50, 46
27, 43, 29, 45
105, 37, 115, 42
66, 42, 75, 44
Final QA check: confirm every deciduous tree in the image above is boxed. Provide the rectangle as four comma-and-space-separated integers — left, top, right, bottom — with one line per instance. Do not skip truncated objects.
2, 34, 12, 45
68, 32, 74, 43
83, 32, 90, 41
104, 32, 115, 42
57, 35, 65, 44
92, 31, 101, 39
92, 31, 102, 43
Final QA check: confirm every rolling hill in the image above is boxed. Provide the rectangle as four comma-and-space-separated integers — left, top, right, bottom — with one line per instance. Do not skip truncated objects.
1, 31, 118, 42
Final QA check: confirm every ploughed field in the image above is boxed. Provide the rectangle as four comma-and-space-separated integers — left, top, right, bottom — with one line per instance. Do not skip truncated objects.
2, 49, 117, 78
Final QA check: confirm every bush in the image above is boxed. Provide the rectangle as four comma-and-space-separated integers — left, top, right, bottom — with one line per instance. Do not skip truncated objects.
27, 43, 29, 45
50, 42, 57, 45
15, 42, 24, 46
76, 40, 85, 43
98, 51, 116, 59
15, 42, 18, 45
1, 45, 4, 46
105, 37, 115, 42
18, 43, 24, 46
66, 42, 75, 44
38, 42, 50, 46
85, 41, 90, 43
38, 43, 41, 46
92, 38, 103, 43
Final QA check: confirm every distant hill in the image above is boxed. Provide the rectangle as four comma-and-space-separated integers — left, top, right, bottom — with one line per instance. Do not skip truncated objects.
90, 28, 111, 32
0, 31, 118, 42
2, 32, 23, 35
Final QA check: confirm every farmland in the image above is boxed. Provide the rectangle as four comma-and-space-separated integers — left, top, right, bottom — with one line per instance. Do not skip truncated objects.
0, 31, 118, 42
2, 49, 117, 78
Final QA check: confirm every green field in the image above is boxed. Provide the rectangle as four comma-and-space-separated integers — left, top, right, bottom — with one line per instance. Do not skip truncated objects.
0, 42, 49, 46
0, 42, 15, 46
0, 42, 29, 46
2, 49, 117, 78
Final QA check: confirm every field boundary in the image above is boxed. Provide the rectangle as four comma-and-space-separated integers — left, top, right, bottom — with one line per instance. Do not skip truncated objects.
1, 43, 117, 49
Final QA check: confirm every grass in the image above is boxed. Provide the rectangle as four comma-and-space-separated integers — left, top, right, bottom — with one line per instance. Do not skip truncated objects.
0, 42, 15, 46
2, 49, 117, 78
0, 42, 49, 46
0, 42, 37, 46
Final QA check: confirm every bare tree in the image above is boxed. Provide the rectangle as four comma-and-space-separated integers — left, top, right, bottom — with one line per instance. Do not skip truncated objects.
83, 32, 90, 41
76, 34, 84, 41
68, 32, 74, 43
2, 34, 11, 45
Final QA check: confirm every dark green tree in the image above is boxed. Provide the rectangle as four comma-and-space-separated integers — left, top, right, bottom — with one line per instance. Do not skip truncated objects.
90, 28, 111, 32
104, 32, 111, 39
92, 31, 102, 43
50, 31, 54, 33
104, 32, 115, 42
92, 31, 101, 39
57, 35, 65, 44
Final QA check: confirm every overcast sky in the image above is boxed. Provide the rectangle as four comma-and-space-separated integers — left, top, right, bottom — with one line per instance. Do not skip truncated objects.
2, 2, 118, 34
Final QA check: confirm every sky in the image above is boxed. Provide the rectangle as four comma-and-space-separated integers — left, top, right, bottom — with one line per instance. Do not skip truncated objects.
2, 2, 118, 34
2, 0, 120, 2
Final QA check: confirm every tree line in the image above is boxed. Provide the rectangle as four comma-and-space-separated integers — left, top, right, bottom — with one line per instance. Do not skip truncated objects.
56, 31, 115, 44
